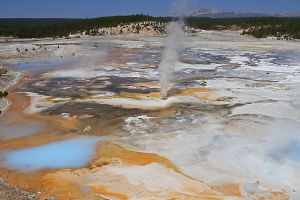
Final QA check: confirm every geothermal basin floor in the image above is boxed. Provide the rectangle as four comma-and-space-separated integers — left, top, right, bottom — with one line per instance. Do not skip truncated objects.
0, 32, 299, 199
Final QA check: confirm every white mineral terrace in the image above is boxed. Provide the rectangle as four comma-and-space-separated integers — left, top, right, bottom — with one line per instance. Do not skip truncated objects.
0, 31, 299, 200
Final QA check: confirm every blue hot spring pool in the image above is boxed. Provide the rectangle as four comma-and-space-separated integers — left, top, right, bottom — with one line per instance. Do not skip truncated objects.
6, 57, 77, 71
0, 137, 100, 171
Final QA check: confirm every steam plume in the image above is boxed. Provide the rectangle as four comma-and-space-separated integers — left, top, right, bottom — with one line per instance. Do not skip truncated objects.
159, 0, 187, 99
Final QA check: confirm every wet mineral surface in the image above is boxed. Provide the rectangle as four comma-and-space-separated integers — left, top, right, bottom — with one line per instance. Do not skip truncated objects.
0, 32, 299, 199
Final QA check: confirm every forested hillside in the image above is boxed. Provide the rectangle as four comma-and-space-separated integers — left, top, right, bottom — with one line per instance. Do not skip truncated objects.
0, 15, 299, 39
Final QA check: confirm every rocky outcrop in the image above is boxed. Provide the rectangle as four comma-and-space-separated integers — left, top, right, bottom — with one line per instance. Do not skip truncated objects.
0, 63, 19, 113
0, 178, 37, 200
0, 64, 9, 76
68, 21, 202, 38
97, 21, 166, 36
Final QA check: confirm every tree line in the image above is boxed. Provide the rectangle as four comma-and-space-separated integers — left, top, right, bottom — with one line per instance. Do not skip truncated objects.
186, 17, 300, 39
0, 15, 299, 39
0, 15, 168, 38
